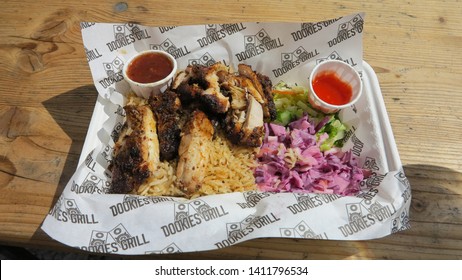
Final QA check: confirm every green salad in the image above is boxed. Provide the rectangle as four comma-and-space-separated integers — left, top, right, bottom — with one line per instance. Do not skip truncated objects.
272, 81, 347, 152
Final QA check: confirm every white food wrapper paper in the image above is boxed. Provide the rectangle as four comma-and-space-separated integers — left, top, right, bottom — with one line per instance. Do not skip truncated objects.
42, 12, 412, 255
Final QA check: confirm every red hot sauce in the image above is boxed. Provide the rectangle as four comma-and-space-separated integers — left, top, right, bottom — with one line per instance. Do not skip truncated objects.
312, 71, 353, 105
127, 52, 173, 84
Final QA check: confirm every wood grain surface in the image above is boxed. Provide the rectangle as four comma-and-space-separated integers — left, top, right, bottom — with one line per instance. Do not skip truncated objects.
1, 0, 461, 259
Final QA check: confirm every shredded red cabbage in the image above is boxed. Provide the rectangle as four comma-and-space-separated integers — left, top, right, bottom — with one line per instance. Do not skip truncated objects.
255, 115, 366, 196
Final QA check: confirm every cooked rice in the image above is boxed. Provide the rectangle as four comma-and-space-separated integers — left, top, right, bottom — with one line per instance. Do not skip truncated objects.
190, 135, 257, 198
122, 94, 257, 198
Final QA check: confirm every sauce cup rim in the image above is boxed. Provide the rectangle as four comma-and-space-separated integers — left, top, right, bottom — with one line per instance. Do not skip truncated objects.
122, 50, 178, 88
309, 60, 362, 111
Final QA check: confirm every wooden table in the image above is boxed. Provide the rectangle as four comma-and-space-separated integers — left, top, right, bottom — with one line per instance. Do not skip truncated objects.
1, 0, 461, 259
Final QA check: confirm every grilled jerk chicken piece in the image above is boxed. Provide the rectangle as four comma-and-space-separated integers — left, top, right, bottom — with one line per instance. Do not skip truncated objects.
238, 64, 277, 122
171, 63, 230, 113
219, 65, 270, 147
149, 90, 181, 161
176, 110, 214, 194
171, 62, 276, 147
242, 95, 264, 143
201, 63, 230, 113
224, 93, 265, 147
110, 105, 160, 194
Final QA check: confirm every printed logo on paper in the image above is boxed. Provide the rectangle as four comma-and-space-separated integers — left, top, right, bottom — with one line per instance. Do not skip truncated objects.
316, 50, 359, 73
272, 46, 320, 78
107, 23, 151, 51
339, 125, 357, 146
280, 221, 328, 239
395, 170, 411, 203
80, 22, 96, 29
282, 47, 319, 67
360, 157, 386, 188
328, 14, 364, 47
150, 38, 191, 59
394, 170, 410, 188
350, 133, 365, 157
188, 52, 216, 67
235, 28, 284, 62
84, 152, 96, 172
80, 223, 150, 254
160, 199, 229, 237
158, 26, 177, 34
361, 173, 386, 188
197, 23, 247, 47
99, 144, 113, 166
99, 56, 124, 89
48, 196, 99, 224
291, 17, 342, 41
70, 172, 111, 194
109, 195, 175, 217
145, 243, 182, 254
236, 190, 271, 209
363, 157, 380, 172
339, 192, 398, 237
110, 121, 124, 142
114, 104, 126, 117
287, 192, 342, 215
391, 208, 410, 233
84, 47, 102, 62
337, 14, 364, 37
215, 213, 281, 249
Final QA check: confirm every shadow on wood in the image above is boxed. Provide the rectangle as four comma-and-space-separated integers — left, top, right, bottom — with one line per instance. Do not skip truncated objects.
41, 85, 98, 206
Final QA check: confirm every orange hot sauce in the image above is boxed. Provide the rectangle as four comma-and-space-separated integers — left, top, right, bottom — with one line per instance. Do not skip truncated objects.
312, 71, 353, 105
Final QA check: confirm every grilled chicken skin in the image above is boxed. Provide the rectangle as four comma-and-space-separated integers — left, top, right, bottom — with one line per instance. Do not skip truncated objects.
238, 64, 277, 122
149, 90, 181, 161
171, 63, 230, 113
256, 71, 277, 122
176, 110, 214, 194
172, 62, 276, 147
224, 93, 265, 147
110, 105, 160, 194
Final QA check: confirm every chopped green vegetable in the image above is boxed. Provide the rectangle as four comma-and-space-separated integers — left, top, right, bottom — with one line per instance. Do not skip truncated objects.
272, 81, 348, 151
316, 115, 347, 151
272, 81, 323, 125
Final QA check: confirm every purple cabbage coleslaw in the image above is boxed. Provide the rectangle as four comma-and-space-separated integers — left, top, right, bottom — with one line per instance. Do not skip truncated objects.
255, 114, 367, 196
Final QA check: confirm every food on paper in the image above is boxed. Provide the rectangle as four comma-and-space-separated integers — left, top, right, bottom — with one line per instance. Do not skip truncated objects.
109, 93, 257, 197
235, 64, 277, 122
272, 81, 322, 126
255, 115, 364, 196
109, 60, 366, 198
315, 115, 347, 152
172, 63, 277, 147
176, 110, 215, 194
172, 62, 231, 113
272, 82, 347, 152
109, 62, 275, 197
109, 104, 162, 194
265, 81, 358, 195
43, 16, 412, 253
